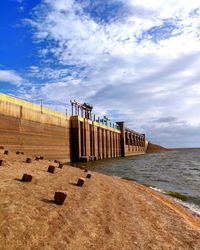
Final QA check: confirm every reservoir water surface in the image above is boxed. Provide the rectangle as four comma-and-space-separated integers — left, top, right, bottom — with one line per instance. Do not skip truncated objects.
84, 150, 200, 215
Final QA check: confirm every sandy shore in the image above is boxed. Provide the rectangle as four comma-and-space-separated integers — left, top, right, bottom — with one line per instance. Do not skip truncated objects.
0, 147, 200, 250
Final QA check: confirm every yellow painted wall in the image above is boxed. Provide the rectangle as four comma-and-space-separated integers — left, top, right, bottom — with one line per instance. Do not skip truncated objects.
0, 93, 69, 127
0, 93, 69, 120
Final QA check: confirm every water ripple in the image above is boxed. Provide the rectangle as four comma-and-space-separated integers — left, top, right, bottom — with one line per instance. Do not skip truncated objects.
85, 150, 200, 211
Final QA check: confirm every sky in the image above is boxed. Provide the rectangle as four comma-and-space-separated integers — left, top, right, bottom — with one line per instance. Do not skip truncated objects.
0, 0, 200, 148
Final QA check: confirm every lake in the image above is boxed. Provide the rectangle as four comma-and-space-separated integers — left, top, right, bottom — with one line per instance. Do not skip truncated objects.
83, 150, 200, 215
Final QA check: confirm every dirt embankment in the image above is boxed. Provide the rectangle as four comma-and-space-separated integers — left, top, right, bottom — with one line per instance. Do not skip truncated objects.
0, 147, 200, 250
146, 142, 169, 154
146, 142, 200, 154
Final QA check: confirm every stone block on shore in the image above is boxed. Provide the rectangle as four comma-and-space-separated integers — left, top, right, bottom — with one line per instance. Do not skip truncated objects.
54, 191, 67, 205
58, 163, 63, 168
22, 174, 32, 182
26, 158, 32, 163
86, 174, 91, 179
4, 150, 8, 155
77, 178, 85, 186
48, 165, 55, 173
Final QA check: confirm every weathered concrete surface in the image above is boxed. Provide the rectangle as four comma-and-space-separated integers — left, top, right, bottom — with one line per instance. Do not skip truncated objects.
0, 96, 71, 161
71, 116, 121, 162
117, 122, 146, 157
0, 93, 147, 162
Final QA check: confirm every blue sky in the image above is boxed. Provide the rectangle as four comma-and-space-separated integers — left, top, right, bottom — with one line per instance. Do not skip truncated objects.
0, 0, 200, 147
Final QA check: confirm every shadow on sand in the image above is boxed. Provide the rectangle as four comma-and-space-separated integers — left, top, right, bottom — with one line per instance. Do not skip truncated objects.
41, 198, 56, 204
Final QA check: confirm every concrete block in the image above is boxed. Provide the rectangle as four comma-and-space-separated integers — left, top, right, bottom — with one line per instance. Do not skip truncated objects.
86, 173, 91, 178
22, 174, 32, 182
35, 156, 40, 161
54, 191, 67, 205
58, 163, 63, 168
0, 160, 3, 166
77, 178, 85, 186
16, 151, 20, 154
4, 150, 8, 155
48, 165, 55, 173
40, 156, 44, 160
84, 169, 88, 172
26, 158, 32, 163
21, 152, 24, 155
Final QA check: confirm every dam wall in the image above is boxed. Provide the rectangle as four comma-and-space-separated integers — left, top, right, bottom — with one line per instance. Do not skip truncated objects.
0, 94, 71, 161
0, 93, 146, 161
117, 122, 146, 157
71, 116, 121, 162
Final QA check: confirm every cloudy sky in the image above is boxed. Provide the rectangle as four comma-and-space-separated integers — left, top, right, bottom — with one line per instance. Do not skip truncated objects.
0, 0, 200, 148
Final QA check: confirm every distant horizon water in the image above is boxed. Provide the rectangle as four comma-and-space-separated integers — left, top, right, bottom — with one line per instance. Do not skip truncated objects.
83, 150, 200, 215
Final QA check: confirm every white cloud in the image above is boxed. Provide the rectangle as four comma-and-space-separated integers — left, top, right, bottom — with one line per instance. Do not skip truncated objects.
0, 69, 24, 85
24, 0, 200, 147
127, 0, 200, 18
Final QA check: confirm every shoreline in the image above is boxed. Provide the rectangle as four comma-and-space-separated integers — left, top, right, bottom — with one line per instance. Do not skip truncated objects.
120, 175, 200, 217
148, 186, 200, 217
0, 148, 200, 249
80, 153, 200, 218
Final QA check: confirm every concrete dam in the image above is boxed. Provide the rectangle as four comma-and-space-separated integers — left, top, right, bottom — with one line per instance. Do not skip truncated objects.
0, 93, 148, 162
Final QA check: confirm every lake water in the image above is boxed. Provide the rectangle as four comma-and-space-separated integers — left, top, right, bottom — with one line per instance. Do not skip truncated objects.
84, 150, 200, 215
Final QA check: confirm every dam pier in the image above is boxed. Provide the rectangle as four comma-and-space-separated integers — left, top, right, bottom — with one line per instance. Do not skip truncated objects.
0, 93, 147, 162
